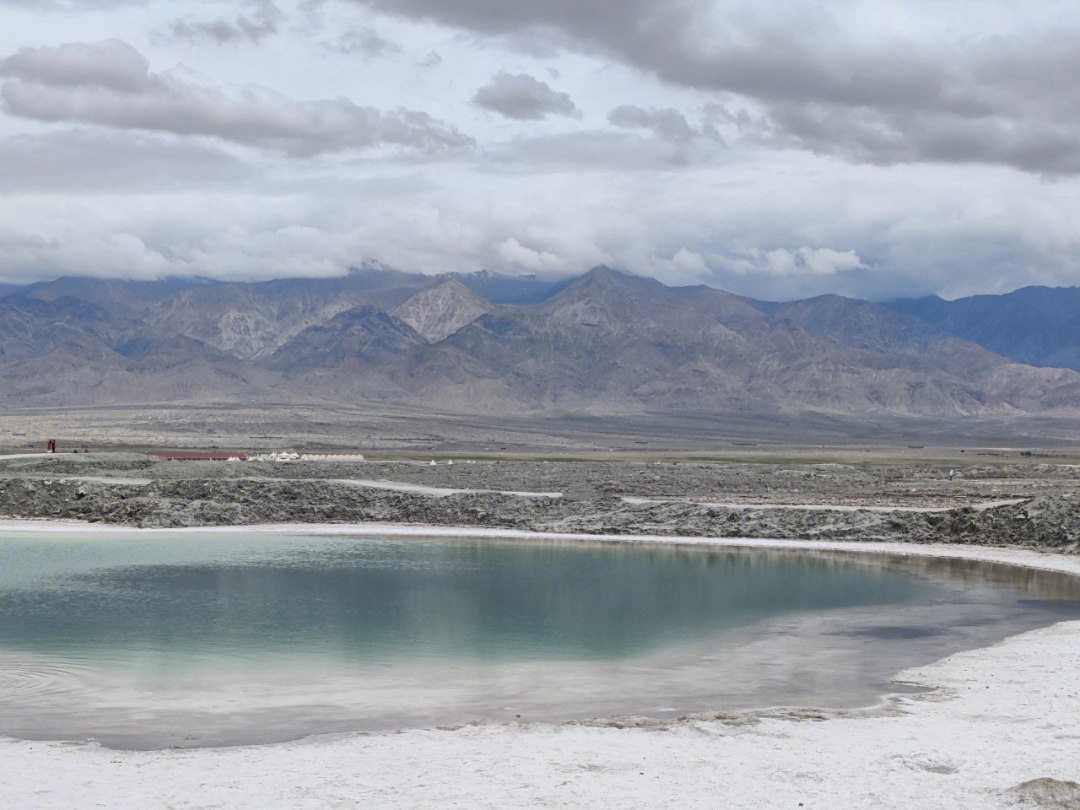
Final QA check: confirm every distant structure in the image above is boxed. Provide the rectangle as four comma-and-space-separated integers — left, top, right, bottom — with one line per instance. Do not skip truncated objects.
151, 451, 248, 461
150, 450, 365, 462
248, 452, 365, 462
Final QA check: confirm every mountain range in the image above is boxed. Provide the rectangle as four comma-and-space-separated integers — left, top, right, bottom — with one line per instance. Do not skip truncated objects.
883, 287, 1080, 372
2, 266, 1080, 417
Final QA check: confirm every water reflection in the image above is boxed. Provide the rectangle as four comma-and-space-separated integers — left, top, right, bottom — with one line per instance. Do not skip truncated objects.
0, 538, 930, 662
0, 531, 1076, 749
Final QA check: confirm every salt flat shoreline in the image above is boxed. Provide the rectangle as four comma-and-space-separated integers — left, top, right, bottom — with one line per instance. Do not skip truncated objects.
1, 521, 1078, 808
4, 516, 1080, 578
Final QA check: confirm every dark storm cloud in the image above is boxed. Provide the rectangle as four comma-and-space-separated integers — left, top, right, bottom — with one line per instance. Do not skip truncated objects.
350, 0, 936, 106
0, 40, 474, 156
472, 72, 579, 120
352, 0, 1080, 174
169, 1, 282, 45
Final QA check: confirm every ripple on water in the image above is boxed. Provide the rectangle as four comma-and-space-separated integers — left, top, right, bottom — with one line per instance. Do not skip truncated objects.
0, 655, 93, 701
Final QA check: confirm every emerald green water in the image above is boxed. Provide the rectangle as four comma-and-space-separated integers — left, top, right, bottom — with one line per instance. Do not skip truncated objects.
0, 530, 1077, 748
0, 534, 922, 660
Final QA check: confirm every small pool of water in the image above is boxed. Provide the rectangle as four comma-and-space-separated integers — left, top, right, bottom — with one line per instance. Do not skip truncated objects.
0, 530, 1077, 749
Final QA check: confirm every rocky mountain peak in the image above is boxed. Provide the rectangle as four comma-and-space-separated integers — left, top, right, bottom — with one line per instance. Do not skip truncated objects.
539, 266, 656, 333
391, 278, 492, 343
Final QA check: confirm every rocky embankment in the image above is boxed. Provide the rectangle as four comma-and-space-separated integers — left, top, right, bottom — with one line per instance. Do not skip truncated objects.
1, 454, 1079, 551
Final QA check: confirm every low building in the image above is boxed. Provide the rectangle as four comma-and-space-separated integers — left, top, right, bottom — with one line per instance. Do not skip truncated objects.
151, 451, 248, 461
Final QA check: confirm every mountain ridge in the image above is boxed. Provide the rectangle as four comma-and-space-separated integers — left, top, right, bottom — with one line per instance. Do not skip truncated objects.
1, 267, 1079, 416
884, 285, 1080, 371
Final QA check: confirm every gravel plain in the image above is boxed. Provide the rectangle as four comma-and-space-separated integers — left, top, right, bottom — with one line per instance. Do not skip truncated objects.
2, 452, 1079, 551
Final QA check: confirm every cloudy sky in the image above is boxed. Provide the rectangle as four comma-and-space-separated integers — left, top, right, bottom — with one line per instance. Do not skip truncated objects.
2, 0, 1080, 300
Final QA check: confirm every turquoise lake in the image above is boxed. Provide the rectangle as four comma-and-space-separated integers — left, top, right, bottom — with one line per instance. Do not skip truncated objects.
0, 530, 1077, 749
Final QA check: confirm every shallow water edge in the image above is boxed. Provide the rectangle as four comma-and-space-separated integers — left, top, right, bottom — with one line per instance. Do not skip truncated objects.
2, 519, 1079, 751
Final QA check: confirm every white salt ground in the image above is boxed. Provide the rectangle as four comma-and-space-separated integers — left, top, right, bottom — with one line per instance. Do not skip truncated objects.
0, 476, 564, 497
332, 478, 563, 498
0, 522, 1078, 809
620, 496, 1026, 511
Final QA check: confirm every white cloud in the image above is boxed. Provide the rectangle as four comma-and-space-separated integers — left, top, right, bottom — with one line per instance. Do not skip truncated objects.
644, 247, 711, 285
0, 40, 473, 156
168, 1, 282, 45
473, 72, 579, 120
330, 28, 402, 57
356, 0, 1080, 174
0, 224, 171, 281
724, 247, 867, 278
0, 0, 1080, 301
495, 237, 566, 273
1, 38, 151, 92
608, 105, 694, 142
